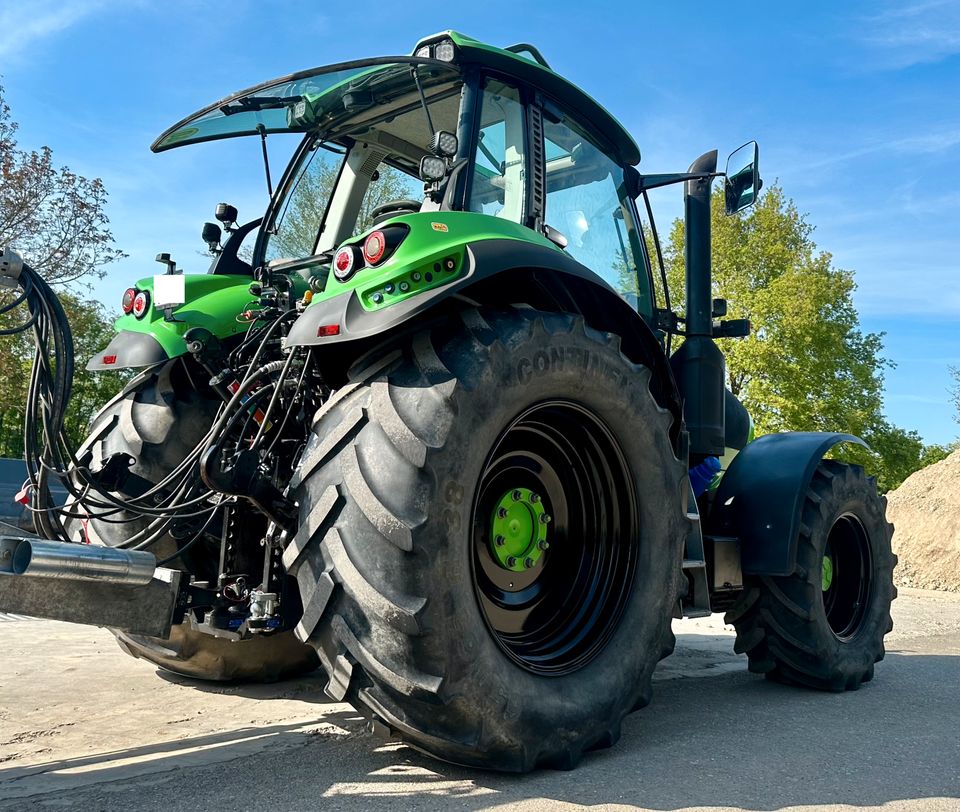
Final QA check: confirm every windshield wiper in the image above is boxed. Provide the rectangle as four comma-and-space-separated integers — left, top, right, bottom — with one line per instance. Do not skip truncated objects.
220, 95, 303, 116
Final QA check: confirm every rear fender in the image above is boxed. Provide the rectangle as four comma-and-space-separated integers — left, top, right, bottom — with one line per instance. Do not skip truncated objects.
284, 232, 682, 441
709, 431, 868, 576
87, 274, 257, 371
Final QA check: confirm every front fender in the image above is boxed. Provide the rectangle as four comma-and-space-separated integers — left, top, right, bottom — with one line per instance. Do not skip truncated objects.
709, 431, 868, 576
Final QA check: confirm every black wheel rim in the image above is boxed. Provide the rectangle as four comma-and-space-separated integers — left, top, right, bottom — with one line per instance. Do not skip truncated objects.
821, 513, 873, 640
470, 400, 639, 676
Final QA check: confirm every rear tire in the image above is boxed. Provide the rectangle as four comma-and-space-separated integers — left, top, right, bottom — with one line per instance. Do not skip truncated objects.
287, 308, 687, 771
68, 361, 318, 683
726, 460, 895, 691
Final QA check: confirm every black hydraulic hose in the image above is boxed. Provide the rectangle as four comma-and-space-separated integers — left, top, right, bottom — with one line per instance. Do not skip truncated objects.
5, 257, 302, 548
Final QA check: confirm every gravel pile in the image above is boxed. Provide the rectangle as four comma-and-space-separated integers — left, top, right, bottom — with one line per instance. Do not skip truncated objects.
886, 449, 960, 592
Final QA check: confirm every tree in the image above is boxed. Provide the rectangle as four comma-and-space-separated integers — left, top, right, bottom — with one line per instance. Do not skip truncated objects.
0, 85, 126, 453
270, 151, 420, 260
0, 295, 129, 456
659, 184, 925, 491
0, 86, 123, 284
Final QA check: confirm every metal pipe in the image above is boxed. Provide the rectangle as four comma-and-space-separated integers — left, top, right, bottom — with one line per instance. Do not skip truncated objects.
10, 538, 157, 586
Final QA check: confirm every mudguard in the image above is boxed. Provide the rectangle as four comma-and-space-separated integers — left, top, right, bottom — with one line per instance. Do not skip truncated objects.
86, 274, 259, 371
709, 431, 868, 576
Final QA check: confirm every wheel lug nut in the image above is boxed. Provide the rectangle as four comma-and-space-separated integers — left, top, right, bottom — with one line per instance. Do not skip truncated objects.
512, 490, 522, 501
506, 556, 517, 567
538, 540, 549, 551
494, 535, 505, 547
540, 513, 551, 524
530, 493, 541, 503
497, 507, 508, 518
523, 557, 534, 569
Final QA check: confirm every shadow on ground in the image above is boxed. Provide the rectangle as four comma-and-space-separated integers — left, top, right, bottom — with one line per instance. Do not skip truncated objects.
2, 649, 958, 810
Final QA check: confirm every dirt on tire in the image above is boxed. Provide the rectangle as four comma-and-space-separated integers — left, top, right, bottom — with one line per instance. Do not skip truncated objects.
886, 449, 960, 593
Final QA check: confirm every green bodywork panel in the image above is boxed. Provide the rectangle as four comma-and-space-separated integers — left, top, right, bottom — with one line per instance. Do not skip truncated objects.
106, 213, 559, 362
112, 275, 260, 358
312, 211, 562, 313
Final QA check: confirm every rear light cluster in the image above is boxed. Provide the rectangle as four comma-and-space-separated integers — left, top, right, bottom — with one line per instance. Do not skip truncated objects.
332, 225, 408, 282
122, 287, 150, 319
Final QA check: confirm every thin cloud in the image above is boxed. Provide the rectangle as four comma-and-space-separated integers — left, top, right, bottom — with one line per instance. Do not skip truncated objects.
0, 1, 112, 60
860, 0, 960, 68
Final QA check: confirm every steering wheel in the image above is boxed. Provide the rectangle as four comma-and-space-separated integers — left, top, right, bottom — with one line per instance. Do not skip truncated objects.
371, 199, 422, 224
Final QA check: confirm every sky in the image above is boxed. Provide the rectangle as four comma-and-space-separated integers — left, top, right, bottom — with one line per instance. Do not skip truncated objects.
1, 0, 958, 444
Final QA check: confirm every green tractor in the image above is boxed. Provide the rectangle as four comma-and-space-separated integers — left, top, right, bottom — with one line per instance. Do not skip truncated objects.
0, 32, 895, 771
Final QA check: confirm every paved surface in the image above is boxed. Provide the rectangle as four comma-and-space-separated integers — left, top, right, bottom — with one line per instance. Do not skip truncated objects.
0, 587, 958, 811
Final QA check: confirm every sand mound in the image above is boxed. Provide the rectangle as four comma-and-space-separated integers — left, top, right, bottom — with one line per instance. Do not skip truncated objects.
886, 449, 960, 592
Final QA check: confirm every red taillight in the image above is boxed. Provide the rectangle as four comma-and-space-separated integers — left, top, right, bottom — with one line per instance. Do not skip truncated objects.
316, 324, 341, 337
121, 288, 137, 314
132, 290, 150, 319
333, 247, 359, 281
363, 230, 387, 265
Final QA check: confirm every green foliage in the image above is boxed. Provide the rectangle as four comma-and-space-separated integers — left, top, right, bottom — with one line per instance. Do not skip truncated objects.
0, 86, 127, 455
0, 295, 130, 457
660, 183, 934, 491
0, 85, 123, 284
270, 153, 419, 261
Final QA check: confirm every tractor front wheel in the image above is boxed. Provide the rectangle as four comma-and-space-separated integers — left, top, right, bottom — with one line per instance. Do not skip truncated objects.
727, 460, 895, 691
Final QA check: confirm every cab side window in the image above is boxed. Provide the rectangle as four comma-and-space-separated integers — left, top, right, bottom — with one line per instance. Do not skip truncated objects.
468, 80, 526, 222
543, 115, 651, 316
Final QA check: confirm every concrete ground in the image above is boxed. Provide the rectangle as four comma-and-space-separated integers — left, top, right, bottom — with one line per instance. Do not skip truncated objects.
0, 587, 958, 811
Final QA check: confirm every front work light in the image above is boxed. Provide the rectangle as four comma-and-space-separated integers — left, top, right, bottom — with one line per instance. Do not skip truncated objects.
430, 131, 458, 158
434, 39, 456, 62
420, 155, 447, 183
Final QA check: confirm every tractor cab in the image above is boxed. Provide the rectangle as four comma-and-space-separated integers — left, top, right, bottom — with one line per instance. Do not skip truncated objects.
152, 32, 658, 321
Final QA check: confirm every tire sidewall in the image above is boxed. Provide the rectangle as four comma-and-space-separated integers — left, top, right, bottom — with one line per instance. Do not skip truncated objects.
406, 312, 685, 741
798, 472, 894, 668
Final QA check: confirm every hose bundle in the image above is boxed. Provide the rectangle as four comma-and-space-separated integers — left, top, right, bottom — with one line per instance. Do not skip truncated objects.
0, 248, 307, 564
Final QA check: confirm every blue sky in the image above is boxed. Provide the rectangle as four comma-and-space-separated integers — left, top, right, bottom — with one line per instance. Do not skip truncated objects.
2, 0, 958, 444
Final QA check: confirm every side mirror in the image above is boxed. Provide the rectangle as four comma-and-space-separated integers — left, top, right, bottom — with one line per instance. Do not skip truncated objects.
724, 141, 761, 215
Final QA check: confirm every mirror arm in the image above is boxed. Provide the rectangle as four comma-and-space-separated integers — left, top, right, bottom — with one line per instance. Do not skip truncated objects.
628, 169, 724, 196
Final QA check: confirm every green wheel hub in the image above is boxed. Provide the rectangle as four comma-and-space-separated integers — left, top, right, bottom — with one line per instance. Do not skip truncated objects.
822, 554, 834, 592
489, 488, 550, 572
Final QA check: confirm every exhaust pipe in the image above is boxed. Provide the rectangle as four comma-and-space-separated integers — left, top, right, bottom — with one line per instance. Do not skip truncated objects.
8, 538, 157, 586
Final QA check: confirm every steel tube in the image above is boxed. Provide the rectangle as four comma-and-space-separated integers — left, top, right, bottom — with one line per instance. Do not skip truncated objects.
11, 538, 157, 586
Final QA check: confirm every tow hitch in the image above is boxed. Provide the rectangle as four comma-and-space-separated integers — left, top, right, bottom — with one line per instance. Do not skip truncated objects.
0, 536, 187, 637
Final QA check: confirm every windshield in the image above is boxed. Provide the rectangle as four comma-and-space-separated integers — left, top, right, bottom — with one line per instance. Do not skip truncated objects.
152, 58, 460, 151
255, 65, 463, 264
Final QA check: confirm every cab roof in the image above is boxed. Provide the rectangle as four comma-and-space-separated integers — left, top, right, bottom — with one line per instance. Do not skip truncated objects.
424, 31, 641, 166
150, 31, 641, 166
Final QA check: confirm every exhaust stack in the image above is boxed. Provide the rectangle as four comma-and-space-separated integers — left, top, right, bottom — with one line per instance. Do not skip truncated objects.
669, 150, 726, 459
